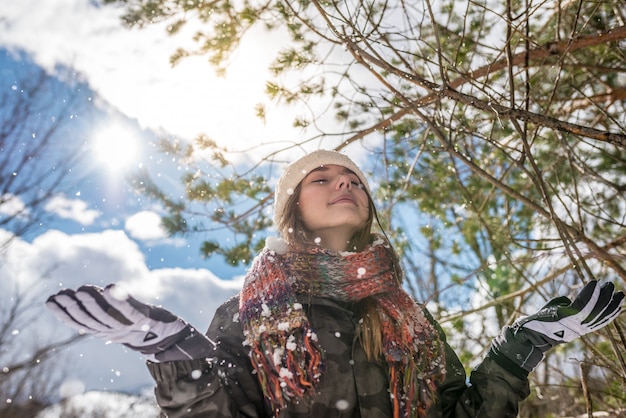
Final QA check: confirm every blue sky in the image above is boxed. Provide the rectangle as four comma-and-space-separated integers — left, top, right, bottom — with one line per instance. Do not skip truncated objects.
0, 48, 246, 395
0, 0, 570, 403
0, 0, 295, 397
2, 1, 623, 410
0, 0, 378, 400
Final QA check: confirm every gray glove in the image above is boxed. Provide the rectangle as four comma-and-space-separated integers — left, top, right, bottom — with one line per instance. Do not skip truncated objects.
46, 284, 216, 362
490, 280, 624, 374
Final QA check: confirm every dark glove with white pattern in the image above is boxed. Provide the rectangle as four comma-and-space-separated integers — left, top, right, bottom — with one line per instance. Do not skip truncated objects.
490, 280, 624, 374
46, 284, 216, 362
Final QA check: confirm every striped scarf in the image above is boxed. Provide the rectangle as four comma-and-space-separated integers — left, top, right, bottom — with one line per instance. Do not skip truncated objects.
239, 236, 446, 418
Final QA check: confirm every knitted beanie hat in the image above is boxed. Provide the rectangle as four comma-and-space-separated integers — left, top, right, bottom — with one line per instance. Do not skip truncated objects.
273, 149, 371, 227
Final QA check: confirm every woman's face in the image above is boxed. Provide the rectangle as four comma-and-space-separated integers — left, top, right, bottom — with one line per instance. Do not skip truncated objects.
297, 164, 370, 250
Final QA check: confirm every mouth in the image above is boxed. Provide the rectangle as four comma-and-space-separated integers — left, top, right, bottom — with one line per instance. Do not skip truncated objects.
330, 195, 356, 205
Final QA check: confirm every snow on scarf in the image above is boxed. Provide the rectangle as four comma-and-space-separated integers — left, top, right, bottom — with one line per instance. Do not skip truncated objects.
239, 236, 446, 418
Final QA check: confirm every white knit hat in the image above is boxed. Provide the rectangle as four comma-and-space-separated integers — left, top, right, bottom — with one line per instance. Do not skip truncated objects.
273, 149, 370, 227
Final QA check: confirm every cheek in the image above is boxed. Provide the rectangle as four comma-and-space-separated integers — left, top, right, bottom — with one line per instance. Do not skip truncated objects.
358, 193, 370, 212
297, 188, 319, 211
295, 197, 313, 222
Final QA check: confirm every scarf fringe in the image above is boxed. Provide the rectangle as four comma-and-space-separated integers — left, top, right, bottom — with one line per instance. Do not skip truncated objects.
389, 357, 440, 418
250, 327, 323, 410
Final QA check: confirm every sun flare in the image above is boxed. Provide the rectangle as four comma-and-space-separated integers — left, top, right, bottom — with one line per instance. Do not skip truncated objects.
91, 124, 139, 172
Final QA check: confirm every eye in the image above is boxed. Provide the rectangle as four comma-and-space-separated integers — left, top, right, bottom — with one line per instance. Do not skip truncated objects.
349, 176, 362, 186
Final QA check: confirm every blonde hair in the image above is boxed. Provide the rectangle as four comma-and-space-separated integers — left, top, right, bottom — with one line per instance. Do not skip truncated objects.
276, 182, 403, 361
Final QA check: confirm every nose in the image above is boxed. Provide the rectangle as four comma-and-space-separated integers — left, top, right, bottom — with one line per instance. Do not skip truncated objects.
336, 174, 352, 190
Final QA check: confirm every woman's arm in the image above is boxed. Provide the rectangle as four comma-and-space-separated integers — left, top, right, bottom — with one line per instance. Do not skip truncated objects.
147, 295, 266, 418
424, 309, 530, 418
430, 280, 623, 417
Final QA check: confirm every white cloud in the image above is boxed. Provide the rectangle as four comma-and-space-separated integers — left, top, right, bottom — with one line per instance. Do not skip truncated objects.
0, 227, 241, 393
0, 193, 28, 217
124, 210, 167, 241
44, 195, 101, 225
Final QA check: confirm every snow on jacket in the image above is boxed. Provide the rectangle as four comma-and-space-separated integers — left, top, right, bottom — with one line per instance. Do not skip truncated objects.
148, 294, 530, 417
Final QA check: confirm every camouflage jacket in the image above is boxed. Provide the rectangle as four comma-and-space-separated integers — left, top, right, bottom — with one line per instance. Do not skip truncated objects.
148, 295, 530, 417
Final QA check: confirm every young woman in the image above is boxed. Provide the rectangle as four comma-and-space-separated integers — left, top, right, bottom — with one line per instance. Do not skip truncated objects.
47, 150, 624, 418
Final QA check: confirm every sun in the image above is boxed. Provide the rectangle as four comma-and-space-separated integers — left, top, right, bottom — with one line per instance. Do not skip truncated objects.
91, 124, 140, 172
